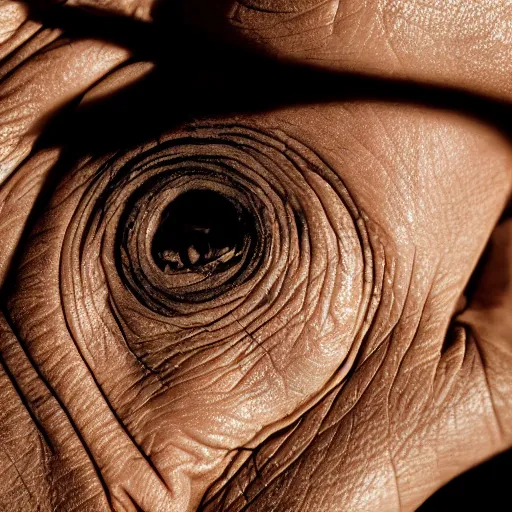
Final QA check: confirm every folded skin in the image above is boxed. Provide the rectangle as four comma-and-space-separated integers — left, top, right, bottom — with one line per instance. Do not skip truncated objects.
1, 2, 512, 511
185, 0, 512, 101
60, 0, 512, 102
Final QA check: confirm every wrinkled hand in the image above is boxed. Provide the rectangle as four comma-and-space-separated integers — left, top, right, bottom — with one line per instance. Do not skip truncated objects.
0, 2, 512, 511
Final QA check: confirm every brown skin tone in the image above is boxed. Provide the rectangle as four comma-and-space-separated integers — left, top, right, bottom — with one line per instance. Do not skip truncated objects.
184, 0, 512, 102
1, 1, 512, 510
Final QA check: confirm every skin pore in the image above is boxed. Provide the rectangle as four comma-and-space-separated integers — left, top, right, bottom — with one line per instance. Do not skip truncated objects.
0, 1, 512, 510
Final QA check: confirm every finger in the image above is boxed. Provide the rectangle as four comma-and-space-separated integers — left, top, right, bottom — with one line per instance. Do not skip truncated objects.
40, 0, 155, 20
35, 1, 512, 103
0, 36, 130, 185
0, 311, 112, 510
0, 1, 40, 61
184, 0, 512, 103
0, 149, 59, 287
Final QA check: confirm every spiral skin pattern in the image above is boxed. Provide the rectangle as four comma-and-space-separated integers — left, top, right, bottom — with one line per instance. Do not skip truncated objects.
20, 121, 378, 508
61, 124, 372, 384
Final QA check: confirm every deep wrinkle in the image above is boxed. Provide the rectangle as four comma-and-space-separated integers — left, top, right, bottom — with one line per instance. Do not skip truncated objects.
0, 2, 512, 511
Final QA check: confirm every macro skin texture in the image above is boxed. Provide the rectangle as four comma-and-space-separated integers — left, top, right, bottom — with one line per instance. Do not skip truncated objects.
185, 0, 512, 101
0, 1, 512, 511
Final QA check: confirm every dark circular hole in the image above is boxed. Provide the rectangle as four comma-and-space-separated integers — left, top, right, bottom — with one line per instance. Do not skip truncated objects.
151, 189, 249, 274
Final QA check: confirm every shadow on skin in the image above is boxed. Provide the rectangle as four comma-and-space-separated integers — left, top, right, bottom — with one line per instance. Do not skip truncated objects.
7, 2, 512, 510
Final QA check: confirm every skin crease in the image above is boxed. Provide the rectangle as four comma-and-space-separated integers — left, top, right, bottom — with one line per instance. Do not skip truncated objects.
184, 0, 512, 102
0, 2, 512, 512
62, 0, 512, 101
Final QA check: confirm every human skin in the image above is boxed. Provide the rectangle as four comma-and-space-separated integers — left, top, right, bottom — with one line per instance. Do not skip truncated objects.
0, 1, 512, 511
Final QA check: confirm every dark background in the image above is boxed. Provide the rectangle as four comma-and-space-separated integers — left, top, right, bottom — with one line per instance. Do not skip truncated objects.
419, 448, 512, 511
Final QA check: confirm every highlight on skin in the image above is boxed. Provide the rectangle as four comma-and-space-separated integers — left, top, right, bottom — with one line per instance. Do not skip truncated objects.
0, 1, 512, 511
